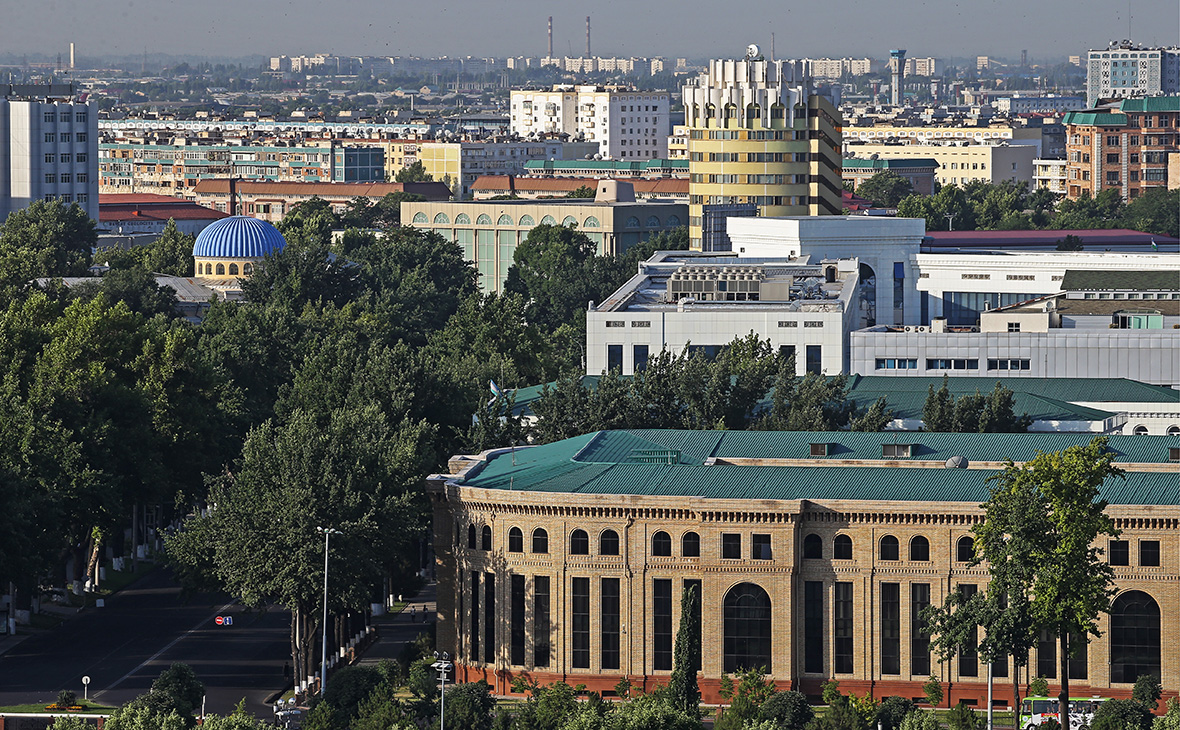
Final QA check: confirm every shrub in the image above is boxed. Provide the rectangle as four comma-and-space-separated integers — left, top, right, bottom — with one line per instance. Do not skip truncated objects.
1153, 698, 1180, 730
899, 710, 941, 730
1133, 675, 1162, 712
822, 679, 843, 706
1092, 699, 1153, 730
57, 690, 78, 709
759, 691, 814, 730
947, 702, 981, 730
1029, 677, 1050, 698
815, 700, 869, 730
878, 697, 918, 730
440, 681, 495, 730
323, 666, 386, 720
923, 677, 943, 708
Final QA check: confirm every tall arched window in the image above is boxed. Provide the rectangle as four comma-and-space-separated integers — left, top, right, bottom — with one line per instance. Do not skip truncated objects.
508, 527, 523, 553
957, 536, 975, 562
242, 263, 254, 275
1110, 590, 1160, 683
215, 263, 225, 275
652, 531, 672, 556
570, 529, 589, 555
532, 528, 549, 554
880, 535, 900, 561
723, 583, 772, 672
467, 524, 477, 550
481, 525, 492, 551
834, 534, 853, 560
228, 263, 239, 275
803, 534, 823, 559
599, 529, 619, 556
682, 532, 701, 557
910, 536, 930, 562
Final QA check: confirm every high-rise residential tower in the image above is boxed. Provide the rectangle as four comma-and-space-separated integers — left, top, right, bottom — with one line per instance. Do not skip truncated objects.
889, 49, 906, 106
683, 55, 843, 250
1086, 42, 1180, 106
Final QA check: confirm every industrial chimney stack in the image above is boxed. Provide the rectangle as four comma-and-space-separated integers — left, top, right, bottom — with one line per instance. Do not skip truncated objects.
586, 16, 591, 57
547, 16, 553, 57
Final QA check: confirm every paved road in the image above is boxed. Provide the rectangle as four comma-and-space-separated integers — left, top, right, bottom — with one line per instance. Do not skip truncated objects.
0, 568, 290, 718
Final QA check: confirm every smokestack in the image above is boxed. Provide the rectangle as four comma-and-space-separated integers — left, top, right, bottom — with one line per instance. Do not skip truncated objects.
890, 49, 906, 106
586, 16, 591, 57
547, 16, 553, 57
70, 43, 75, 70
229, 177, 237, 216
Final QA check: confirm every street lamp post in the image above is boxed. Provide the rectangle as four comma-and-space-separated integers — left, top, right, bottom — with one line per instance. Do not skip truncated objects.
432, 651, 453, 730
317, 526, 342, 696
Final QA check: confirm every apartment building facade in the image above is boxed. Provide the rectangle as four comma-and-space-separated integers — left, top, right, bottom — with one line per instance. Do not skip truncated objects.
1063, 96, 1179, 200
1086, 43, 1180, 106
509, 85, 671, 161
844, 142, 1038, 187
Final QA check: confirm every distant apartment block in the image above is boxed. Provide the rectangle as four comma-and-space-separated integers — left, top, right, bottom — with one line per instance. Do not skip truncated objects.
522, 158, 687, 179
191, 180, 452, 221
843, 142, 1038, 187
995, 95, 1086, 114
0, 84, 98, 222
1063, 96, 1179, 200
416, 139, 598, 200
510, 85, 671, 161
841, 157, 938, 196
804, 58, 875, 80
1032, 158, 1068, 194
1086, 42, 1180, 106
904, 57, 944, 77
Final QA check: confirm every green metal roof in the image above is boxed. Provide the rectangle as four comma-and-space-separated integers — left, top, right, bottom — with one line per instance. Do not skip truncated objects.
457, 430, 1180, 505
1119, 97, 1180, 113
1063, 111, 1128, 127
1061, 269, 1180, 292
523, 158, 688, 172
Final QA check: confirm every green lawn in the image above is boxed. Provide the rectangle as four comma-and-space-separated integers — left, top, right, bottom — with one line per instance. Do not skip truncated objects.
0, 702, 116, 714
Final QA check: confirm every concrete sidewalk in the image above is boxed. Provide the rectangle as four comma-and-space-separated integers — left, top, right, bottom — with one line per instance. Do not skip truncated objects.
355, 581, 438, 666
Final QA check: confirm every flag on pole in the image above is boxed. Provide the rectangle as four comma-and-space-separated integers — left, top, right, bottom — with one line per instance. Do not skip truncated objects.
489, 380, 504, 399
1151, 238, 1158, 251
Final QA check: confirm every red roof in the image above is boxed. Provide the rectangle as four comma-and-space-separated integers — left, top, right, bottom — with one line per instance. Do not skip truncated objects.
100, 193, 191, 205
99, 194, 227, 223
924, 229, 1179, 248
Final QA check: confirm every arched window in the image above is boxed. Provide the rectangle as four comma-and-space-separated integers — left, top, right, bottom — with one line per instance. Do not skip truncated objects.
626, 216, 641, 228
723, 583, 772, 672
228, 263, 239, 275
666, 215, 681, 227
496, 214, 513, 226
1133, 425, 1149, 435
481, 525, 492, 551
467, 524, 477, 550
242, 263, 253, 275
508, 527, 523, 553
1110, 590, 1160, 683
803, 534, 823, 559
582, 216, 600, 228
682, 532, 701, 557
652, 531, 672, 556
562, 216, 578, 227
433, 212, 450, 225
412, 212, 429, 224
518, 214, 535, 226
1167, 426, 1180, 436
957, 536, 975, 562
215, 263, 225, 275
880, 535, 900, 561
599, 529, 619, 556
455, 213, 471, 224
646, 215, 661, 227
202, 263, 211, 275
476, 213, 493, 225
570, 529, 589, 555
540, 215, 557, 225
532, 528, 549, 554
910, 536, 930, 562
834, 534, 853, 560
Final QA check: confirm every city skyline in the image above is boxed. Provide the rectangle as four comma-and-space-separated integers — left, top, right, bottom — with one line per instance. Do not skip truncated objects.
5, 0, 1178, 63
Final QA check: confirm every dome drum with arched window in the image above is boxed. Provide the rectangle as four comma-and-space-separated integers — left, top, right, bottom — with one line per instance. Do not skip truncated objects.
193, 215, 286, 281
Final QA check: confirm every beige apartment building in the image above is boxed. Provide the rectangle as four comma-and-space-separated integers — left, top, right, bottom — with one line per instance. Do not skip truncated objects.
844, 143, 1038, 187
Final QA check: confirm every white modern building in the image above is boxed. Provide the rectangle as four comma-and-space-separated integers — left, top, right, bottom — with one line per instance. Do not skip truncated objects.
509, 85, 671, 161
1086, 42, 1180, 106
1, 85, 98, 222
1033, 158, 1068, 193
586, 251, 859, 376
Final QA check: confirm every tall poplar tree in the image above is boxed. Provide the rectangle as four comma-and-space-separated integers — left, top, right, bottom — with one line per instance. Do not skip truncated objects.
668, 583, 701, 717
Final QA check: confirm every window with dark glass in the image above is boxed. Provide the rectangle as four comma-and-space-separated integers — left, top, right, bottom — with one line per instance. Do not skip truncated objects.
652, 531, 672, 556
803, 533, 823, 559
508, 527, 523, 553
532, 528, 548, 554
881, 535, 900, 561
484, 573, 495, 663
600, 529, 620, 555
1110, 590, 1160, 683
467, 524, 477, 549
1037, 629, 1056, 678
722, 533, 742, 559
601, 578, 620, 669
683, 579, 703, 672
752, 534, 772, 560
470, 572, 480, 660
806, 344, 822, 375
634, 345, 650, 373
834, 534, 853, 560
723, 583, 772, 673
570, 529, 589, 555
958, 584, 978, 677
910, 536, 930, 562
834, 582, 854, 674
804, 581, 824, 673
654, 579, 673, 670
534, 576, 550, 667
1139, 540, 1160, 567
1069, 633, 1087, 680
957, 536, 975, 562
511, 574, 525, 665
682, 531, 700, 557
481, 525, 492, 551
1110, 540, 1130, 565
911, 583, 931, 676
572, 577, 590, 668
881, 583, 901, 674
607, 344, 623, 372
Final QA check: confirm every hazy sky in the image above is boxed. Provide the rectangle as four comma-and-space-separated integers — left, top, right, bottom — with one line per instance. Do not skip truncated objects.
6, 0, 1178, 62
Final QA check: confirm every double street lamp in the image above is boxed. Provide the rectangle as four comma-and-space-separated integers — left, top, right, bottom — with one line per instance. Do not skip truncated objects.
316, 526, 342, 696
431, 651, 453, 730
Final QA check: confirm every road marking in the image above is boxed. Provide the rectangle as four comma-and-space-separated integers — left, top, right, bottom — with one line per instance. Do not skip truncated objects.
94, 600, 237, 698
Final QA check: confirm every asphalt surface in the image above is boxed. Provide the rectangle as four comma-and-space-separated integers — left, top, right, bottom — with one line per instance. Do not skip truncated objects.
0, 567, 291, 718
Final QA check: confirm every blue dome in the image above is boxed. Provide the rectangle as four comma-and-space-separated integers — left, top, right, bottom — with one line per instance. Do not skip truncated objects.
192, 216, 287, 259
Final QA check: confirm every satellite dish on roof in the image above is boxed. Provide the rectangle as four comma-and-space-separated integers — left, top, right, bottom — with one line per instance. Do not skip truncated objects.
745, 44, 761, 60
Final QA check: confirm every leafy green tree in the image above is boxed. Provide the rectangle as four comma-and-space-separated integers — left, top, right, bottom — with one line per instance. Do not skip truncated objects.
441, 681, 496, 730
947, 702, 981, 730
72, 267, 180, 318
1153, 698, 1180, 730
1055, 235, 1084, 251
822, 679, 843, 706
105, 704, 188, 730
876, 697, 917, 730
849, 397, 892, 432
758, 691, 813, 730
566, 185, 597, 198
301, 702, 341, 730
531, 371, 595, 443
0, 199, 95, 295
897, 185, 976, 231
922, 677, 943, 708
276, 196, 339, 237
505, 224, 615, 334
324, 666, 387, 720
855, 171, 914, 207
1092, 700, 1153, 730
1028, 677, 1049, 697
668, 583, 701, 716
140, 663, 205, 724
394, 160, 433, 183
920, 379, 1029, 433
509, 680, 581, 730
922, 376, 955, 431
49, 718, 94, 730
1050, 189, 1123, 230
900, 710, 941, 730
1132, 674, 1162, 712
103, 219, 196, 277
1120, 188, 1179, 238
